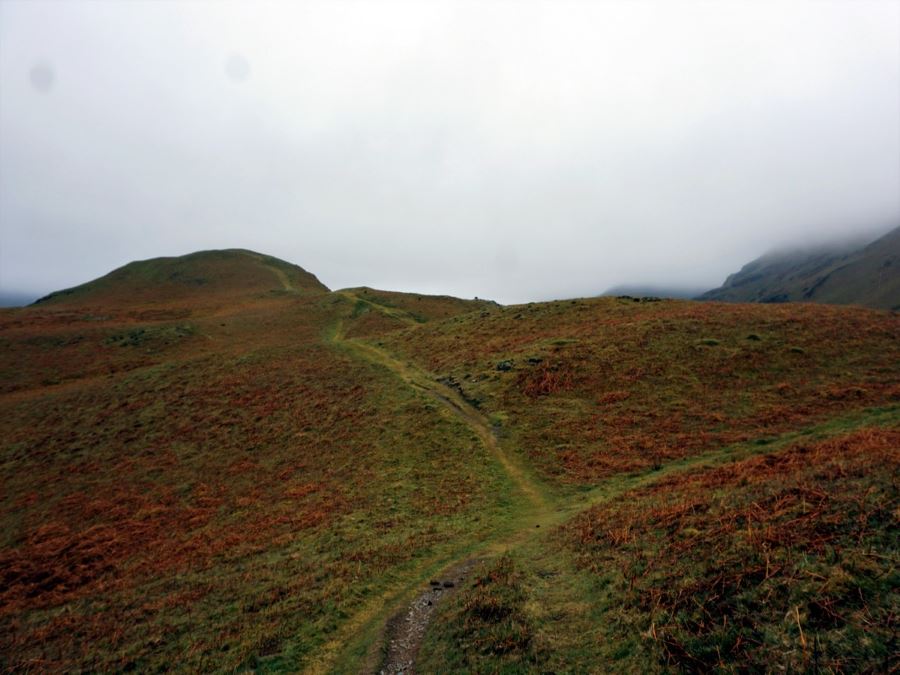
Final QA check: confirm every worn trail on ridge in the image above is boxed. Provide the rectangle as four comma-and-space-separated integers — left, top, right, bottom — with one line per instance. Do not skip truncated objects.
305, 292, 556, 675
335, 297, 549, 515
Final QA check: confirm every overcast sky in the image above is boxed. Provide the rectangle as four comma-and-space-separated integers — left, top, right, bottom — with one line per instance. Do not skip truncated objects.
1, 0, 898, 304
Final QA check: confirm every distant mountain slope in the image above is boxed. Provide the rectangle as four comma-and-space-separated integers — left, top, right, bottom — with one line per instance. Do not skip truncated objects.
0, 290, 40, 308
699, 226, 900, 310
32, 249, 328, 306
602, 284, 709, 300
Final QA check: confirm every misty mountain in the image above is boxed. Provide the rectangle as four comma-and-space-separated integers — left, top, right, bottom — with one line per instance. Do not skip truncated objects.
699, 226, 900, 310
0, 290, 40, 307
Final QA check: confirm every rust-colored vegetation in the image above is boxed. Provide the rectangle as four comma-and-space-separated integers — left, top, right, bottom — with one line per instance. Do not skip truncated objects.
2, 253, 898, 671
562, 427, 900, 671
517, 362, 575, 399
382, 298, 900, 484
0, 275, 509, 671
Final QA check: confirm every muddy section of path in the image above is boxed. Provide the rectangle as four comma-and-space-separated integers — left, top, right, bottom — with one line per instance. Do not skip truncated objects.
378, 558, 480, 675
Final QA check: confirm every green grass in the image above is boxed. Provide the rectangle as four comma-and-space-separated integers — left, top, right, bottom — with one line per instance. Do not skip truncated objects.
418, 555, 538, 673
419, 407, 900, 673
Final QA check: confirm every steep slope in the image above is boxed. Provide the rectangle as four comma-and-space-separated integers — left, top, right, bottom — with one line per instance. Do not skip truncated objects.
32, 249, 328, 307
699, 226, 900, 309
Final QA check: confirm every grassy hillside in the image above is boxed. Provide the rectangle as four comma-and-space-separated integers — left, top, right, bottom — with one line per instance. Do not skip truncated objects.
379, 296, 898, 484
2, 252, 898, 672
700, 226, 900, 310
33, 249, 328, 308
558, 425, 899, 671
338, 287, 496, 339
1, 263, 517, 671
420, 417, 898, 672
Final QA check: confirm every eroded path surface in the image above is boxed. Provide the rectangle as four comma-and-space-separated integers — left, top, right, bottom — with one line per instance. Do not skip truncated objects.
302, 294, 556, 675
379, 559, 480, 674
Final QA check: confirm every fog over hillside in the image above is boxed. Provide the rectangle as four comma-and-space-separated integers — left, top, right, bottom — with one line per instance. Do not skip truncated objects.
700, 223, 900, 309
2, 6, 900, 667
1, 0, 898, 303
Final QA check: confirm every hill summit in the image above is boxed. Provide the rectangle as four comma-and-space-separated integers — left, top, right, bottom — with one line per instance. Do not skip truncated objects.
33, 249, 329, 306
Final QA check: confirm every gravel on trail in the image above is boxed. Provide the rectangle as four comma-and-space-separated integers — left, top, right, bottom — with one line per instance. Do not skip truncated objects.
378, 558, 481, 674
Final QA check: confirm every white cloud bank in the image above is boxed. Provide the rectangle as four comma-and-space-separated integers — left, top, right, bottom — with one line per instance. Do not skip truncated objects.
1, 0, 898, 303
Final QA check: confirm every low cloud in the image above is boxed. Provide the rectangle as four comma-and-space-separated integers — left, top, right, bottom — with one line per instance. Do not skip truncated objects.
1, 0, 898, 303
